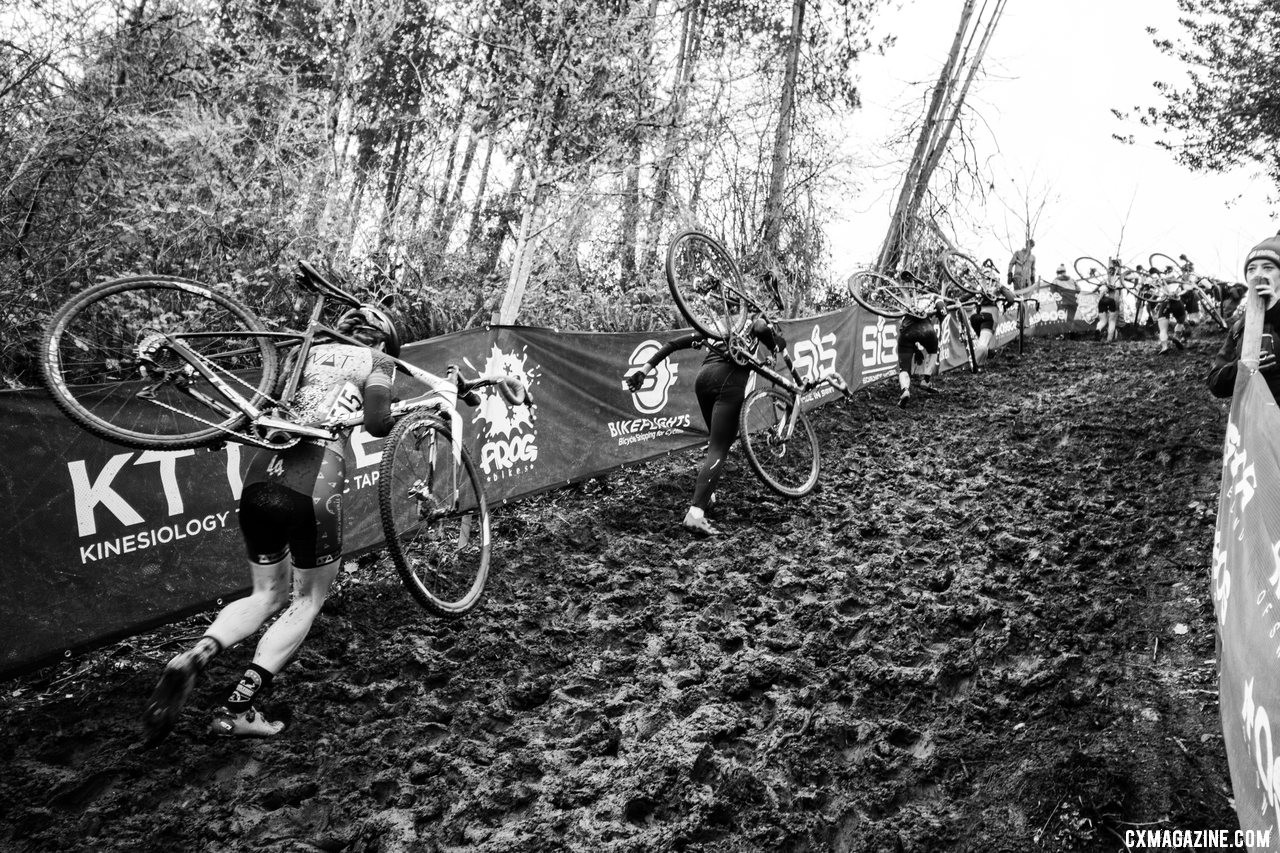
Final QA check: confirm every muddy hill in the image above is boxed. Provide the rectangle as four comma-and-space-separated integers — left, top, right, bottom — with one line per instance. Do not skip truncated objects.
0, 334, 1236, 853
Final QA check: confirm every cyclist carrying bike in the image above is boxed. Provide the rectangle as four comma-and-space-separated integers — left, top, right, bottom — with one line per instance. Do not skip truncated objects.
1096, 262, 1120, 343
1209, 236, 1280, 400
1176, 254, 1202, 324
623, 315, 786, 536
1152, 266, 1188, 354
969, 258, 1017, 367
142, 303, 403, 743
896, 289, 946, 408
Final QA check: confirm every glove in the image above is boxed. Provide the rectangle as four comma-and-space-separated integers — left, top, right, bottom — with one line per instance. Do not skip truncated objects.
624, 367, 649, 392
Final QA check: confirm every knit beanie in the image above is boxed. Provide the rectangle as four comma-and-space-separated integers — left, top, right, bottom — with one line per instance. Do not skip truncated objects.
1245, 236, 1280, 276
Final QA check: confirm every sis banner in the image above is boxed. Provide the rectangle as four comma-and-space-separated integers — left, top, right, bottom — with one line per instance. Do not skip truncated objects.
1213, 369, 1280, 849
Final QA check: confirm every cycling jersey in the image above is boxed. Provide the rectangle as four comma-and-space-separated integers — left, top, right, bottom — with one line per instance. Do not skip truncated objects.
290, 343, 396, 437
239, 342, 396, 568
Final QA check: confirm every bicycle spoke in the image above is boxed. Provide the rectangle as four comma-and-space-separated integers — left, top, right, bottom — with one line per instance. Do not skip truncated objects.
666, 231, 755, 340
42, 277, 276, 449
379, 414, 489, 617
738, 388, 820, 497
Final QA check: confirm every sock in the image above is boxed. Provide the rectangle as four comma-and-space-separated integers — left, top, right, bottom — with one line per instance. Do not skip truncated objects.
225, 663, 274, 714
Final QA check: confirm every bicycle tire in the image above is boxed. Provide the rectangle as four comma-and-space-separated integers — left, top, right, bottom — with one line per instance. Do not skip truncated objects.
953, 309, 979, 373
738, 387, 820, 498
1148, 252, 1182, 277
378, 411, 490, 618
1121, 275, 1164, 305
665, 230, 757, 341
1073, 256, 1108, 285
942, 250, 994, 298
41, 275, 278, 450
847, 270, 911, 318
1191, 280, 1228, 331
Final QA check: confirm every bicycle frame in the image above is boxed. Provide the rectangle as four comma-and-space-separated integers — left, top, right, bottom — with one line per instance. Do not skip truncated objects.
714, 331, 851, 442
149, 271, 479, 452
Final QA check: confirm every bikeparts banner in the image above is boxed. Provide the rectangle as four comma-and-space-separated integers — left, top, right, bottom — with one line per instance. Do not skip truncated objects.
1213, 369, 1280, 848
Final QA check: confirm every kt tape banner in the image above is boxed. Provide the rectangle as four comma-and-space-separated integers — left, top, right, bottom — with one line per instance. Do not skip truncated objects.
1, 306, 878, 676
1214, 369, 1280, 850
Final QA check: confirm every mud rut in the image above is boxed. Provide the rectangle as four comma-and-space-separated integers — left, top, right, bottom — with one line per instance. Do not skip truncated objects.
0, 335, 1236, 853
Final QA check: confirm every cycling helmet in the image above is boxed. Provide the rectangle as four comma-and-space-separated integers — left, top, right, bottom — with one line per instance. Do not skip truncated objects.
337, 304, 402, 358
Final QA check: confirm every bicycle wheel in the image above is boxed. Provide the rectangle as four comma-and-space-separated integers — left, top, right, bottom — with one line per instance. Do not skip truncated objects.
848, 270, 920, 318
665, 230, 757, 341
41, 276, 278, 450
1073, 256, 1108, 285
1149, 252, 1182, 276
738, 387, 820, 498
950, 309, 979, 373
1192, 280, 1228, 330
941, 251, 991, 298
378, 411, 490, 618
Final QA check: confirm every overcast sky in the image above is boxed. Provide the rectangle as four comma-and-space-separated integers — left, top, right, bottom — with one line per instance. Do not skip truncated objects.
827, 0, 1275, 283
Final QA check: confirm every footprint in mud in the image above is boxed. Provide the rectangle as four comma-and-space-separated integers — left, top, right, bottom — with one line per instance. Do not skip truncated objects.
46, 770, 122, 810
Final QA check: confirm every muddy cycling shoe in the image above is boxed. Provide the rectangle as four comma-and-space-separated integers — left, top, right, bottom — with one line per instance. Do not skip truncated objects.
917, 376, 936, 393
141, 656, 200, 747
1171, 337, 1185, 350
682, 507, 718, 537
897, 389, 911, 408
209, 705, 285, 738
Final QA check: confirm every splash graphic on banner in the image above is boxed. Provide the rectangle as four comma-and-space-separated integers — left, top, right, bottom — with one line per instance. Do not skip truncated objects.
471, 344, 541, 483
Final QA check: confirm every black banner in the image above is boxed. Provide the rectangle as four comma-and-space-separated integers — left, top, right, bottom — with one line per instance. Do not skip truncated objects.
2, 302, 1036, 676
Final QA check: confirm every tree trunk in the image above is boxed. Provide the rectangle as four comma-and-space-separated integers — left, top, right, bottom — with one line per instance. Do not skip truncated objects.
619, 0, 661, 285
465, 138, 494, 250
761, 0, 806, 262
876, 0, 975, 273
495, 182, 546, 325
438, 115, 481, 246
908, 0, 1007, 221
426, 68, 475, 247
480, 161, 525, 276
639, 0, 704, 275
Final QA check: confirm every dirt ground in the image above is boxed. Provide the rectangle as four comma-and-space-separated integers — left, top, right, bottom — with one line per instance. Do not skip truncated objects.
0, 329, 1239, 853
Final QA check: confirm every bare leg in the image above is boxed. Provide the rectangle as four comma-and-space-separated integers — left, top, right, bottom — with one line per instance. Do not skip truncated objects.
250, 558, 342, 675
975, 329, 994, 366
204, 556, 292, 651
1157, 316, 1170, 351
141, 556, 291, 746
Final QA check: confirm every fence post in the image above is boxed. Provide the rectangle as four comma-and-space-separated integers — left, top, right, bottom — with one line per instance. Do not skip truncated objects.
1241, 278, 1266, 372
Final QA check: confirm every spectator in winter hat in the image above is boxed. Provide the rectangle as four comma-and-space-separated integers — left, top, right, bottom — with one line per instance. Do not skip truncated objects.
1208, 235, 1280, 400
